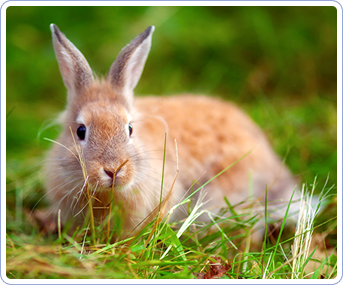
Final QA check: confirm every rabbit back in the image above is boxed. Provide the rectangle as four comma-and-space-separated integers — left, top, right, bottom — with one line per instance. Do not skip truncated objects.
134, 95, 297, 217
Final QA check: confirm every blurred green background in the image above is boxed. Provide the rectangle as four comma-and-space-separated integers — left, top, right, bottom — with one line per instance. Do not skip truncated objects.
6, 6, 337, 194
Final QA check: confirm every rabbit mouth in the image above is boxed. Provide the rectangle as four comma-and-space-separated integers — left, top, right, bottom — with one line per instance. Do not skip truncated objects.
107, 179, 121, 189
101, 160, 131, 189
104, 181, 135, 194
86, 176, 124, 190
98, 176, 130, 190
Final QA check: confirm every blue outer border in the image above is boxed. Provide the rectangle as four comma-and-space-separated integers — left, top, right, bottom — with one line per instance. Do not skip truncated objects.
0, 0, 345, 286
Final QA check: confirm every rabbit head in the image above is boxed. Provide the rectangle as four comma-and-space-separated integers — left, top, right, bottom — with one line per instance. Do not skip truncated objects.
50, 24, 154, 192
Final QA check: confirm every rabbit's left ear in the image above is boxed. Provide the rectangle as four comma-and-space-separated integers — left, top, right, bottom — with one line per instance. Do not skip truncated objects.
108, 26, 154, 105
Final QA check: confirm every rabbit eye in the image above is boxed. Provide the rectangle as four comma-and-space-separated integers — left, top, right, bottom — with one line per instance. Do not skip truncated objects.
129, 123, 133, 136
77, 125, 86, 140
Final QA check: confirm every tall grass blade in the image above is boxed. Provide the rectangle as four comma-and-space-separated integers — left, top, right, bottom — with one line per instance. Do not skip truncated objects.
58, 209, 62, 241
267, 186, 296, 274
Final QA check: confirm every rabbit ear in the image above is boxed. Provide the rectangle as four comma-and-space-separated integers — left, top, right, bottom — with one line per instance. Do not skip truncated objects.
50, 24, 94, 99
108, 26, 154, 105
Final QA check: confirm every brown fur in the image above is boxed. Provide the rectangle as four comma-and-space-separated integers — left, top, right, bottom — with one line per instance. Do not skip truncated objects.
45, 25, 297, 238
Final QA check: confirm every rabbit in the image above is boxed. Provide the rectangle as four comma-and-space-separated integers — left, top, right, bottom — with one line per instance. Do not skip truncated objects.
44, 24, 298, 239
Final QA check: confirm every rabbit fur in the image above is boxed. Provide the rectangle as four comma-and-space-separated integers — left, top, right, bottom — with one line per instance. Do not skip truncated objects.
45, 24, 298, 238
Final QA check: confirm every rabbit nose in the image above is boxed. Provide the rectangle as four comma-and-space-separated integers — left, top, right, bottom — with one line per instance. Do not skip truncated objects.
104, 169, 115, 179
104, 159, 129, 180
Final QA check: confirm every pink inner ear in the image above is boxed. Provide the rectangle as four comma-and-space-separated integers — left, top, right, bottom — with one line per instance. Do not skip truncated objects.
125, 45, 149, 91
127, 60, 141, 90
107, 26, 153, 97
52, 25, 94, 95
57, 50, 76, 90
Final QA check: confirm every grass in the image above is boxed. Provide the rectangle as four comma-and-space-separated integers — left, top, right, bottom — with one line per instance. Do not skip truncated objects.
5, 6, 337, 280
5, 187, 337, 279
5, 143, 337, 279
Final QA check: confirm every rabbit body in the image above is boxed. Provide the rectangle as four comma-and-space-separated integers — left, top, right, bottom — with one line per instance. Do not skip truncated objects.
46, 25, 296, 237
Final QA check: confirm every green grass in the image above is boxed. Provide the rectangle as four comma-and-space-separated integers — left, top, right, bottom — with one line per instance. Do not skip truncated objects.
6, 136, 337, 279
6, 165, 337, 279
6, 6, 337, 280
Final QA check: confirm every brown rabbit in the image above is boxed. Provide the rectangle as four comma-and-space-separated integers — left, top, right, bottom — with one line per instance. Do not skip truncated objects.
45, 24, 297, 238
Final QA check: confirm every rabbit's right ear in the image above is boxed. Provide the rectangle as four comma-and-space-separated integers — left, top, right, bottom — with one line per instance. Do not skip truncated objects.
50, 24, 94, 100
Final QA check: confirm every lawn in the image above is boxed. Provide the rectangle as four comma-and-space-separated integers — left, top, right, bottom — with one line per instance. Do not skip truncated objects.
5, 6, 337, 280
